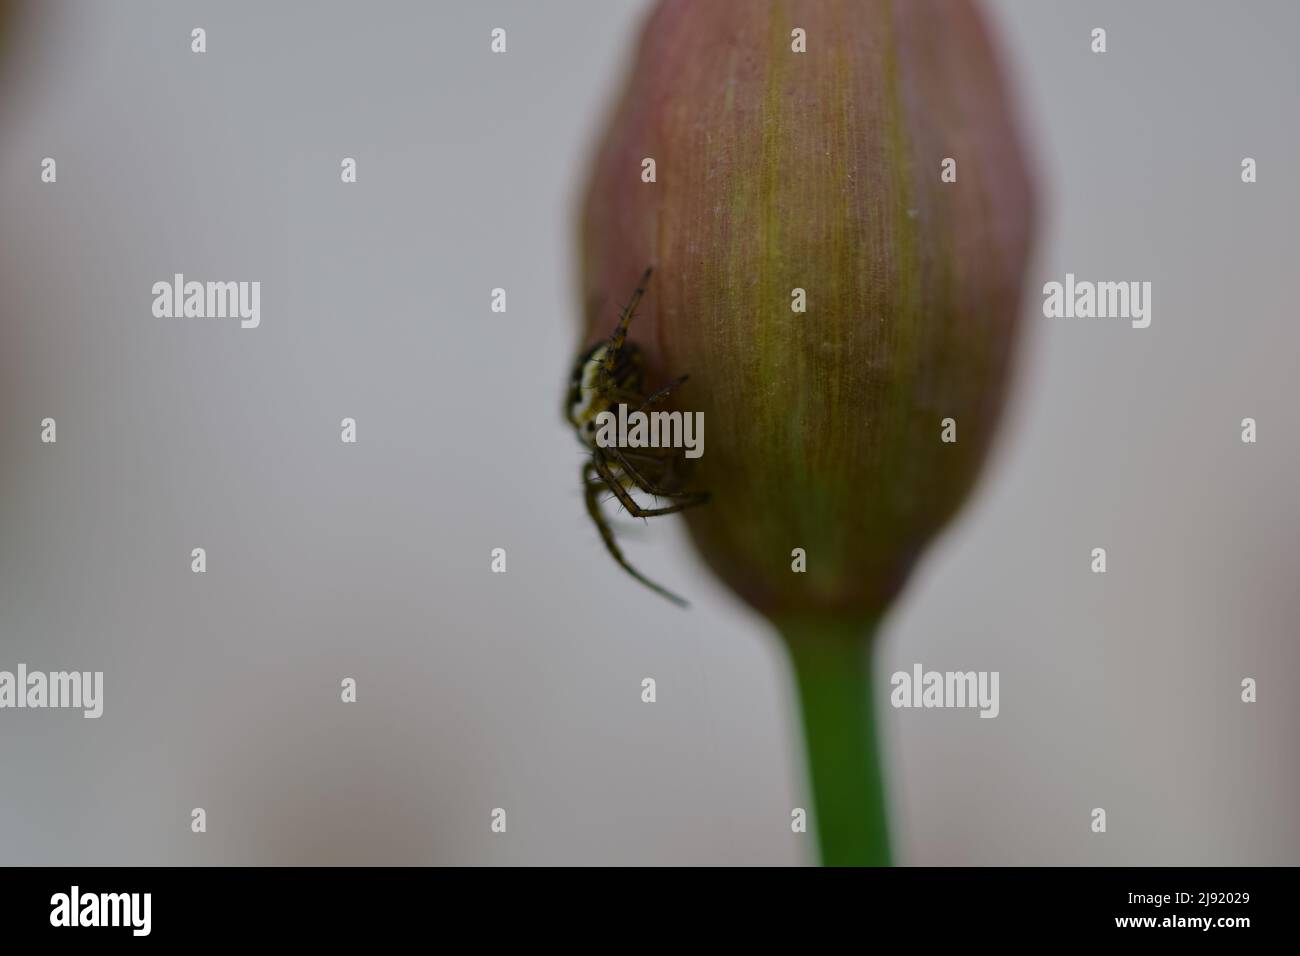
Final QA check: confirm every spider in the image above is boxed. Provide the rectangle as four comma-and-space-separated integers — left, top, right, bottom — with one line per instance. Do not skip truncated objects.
566, 267, 710, 607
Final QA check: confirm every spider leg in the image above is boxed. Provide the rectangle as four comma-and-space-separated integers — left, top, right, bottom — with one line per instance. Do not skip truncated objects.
582, 461, 688, 608
625, 378, 708, 501
607, 446, 710, 506
635, 374, 688, 413
594, 456, 702, 518
597, 266, 653, 387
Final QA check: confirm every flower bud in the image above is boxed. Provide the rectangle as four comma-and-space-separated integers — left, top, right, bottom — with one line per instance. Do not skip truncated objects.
577, 0, 1036, 626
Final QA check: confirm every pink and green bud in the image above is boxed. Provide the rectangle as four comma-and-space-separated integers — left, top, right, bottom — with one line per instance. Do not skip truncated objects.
578, 0, 1036, 627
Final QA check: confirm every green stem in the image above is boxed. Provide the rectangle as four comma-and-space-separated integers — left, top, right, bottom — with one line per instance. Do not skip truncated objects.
778, 616, 891, 867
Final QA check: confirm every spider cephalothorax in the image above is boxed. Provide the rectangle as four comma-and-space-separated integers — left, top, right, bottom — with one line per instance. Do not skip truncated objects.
566, 267, 709, 606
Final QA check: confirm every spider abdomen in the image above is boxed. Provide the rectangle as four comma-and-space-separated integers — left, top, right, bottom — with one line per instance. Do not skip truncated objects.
566, 341, 645, 446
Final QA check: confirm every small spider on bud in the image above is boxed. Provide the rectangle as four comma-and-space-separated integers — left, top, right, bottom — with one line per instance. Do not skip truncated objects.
565, 267, 710, 606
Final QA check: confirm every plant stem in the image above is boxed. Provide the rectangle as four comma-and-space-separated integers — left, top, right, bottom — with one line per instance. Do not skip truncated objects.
778, 616, 891, 867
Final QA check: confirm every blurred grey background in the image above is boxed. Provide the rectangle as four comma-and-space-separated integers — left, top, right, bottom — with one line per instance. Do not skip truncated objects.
1, 0, 1296, 865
